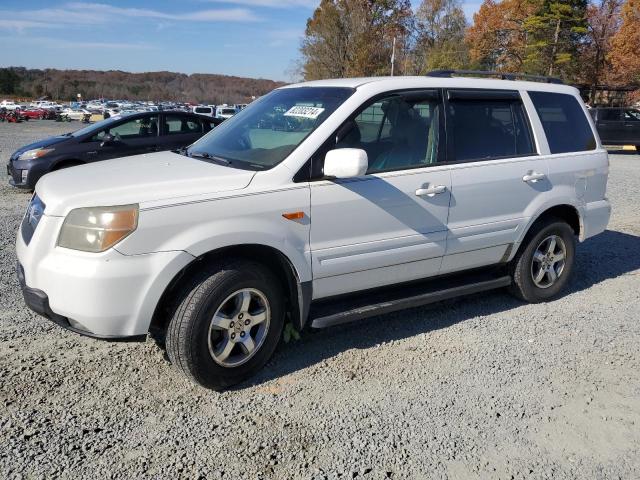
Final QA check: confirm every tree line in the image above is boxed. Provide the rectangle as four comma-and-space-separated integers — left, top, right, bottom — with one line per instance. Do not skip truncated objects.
0, 67, 285, 104
300, 0, 640, 103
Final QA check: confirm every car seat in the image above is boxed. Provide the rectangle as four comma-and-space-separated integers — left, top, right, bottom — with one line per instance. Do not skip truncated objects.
370, 101, 429, 172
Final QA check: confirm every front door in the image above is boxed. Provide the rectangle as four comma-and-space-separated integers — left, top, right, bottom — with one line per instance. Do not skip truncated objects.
309, 90, 451, 299
442, 89, 546, 273
83, 115, 159, 162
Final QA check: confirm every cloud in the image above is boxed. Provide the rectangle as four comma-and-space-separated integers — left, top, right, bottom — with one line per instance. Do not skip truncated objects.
0, 35, 154, 50
0, 2, 261, 32
201, 0, 317, 8
67, 2, 261, 22
266, 28, 303, 47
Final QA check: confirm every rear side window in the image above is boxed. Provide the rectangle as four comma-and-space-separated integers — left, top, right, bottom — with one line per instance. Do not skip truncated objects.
447, 96, 535, 162
165, 115, 202, 135
529, 92, 596, 154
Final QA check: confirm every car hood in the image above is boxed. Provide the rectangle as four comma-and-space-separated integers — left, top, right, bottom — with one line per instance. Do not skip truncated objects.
12, 135, 71, 158
36, 151, 256, 216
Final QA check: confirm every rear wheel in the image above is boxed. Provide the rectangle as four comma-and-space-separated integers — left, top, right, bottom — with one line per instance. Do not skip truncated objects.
508, 217, 576, 302
166, 259, 284, 390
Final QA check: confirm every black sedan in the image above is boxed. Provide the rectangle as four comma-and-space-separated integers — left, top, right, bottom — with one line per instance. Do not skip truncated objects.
7, 111, 222, 189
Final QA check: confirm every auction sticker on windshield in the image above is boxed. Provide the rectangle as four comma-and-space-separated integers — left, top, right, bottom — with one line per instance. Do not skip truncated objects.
284, 106, 325, 119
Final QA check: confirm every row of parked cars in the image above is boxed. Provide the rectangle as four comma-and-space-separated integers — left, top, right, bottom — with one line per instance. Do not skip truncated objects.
12, 71, 612, 390
7, 110, 222, 188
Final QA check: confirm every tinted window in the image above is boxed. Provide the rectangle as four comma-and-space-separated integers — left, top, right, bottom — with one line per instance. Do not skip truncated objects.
165, 115, 202, 135
91, 115, 158, 141
529, 92, 596, 153
599, 109, 622, 121
624, 109, 640, 121
195, 107, 212, 114
334, 91, 443, 173
448, 99, 535, 161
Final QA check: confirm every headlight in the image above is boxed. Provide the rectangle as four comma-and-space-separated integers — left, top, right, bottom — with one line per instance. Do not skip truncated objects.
57, 204, 138, 252
17, 148, 55, 161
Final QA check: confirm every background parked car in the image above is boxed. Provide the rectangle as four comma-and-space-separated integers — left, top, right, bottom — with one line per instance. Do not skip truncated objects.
215, 105, 237, 119
7, 111, 221, 189
192, 105, 215, 117
589, 106, 640, 151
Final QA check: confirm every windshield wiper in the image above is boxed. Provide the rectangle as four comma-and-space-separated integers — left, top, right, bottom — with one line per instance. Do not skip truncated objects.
188, 151, 230, 165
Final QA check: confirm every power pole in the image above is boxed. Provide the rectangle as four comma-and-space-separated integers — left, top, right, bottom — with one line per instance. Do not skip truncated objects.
391, 37, 396, 76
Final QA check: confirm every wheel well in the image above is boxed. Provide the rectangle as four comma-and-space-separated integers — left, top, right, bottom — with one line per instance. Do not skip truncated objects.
149, 244, 302, 337
534, 205, 581, 236
52, 159, 84, 170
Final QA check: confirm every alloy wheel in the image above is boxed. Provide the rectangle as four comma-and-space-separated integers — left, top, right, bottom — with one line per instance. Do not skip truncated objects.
207, 288, 271, 367
530, 234, 567, 289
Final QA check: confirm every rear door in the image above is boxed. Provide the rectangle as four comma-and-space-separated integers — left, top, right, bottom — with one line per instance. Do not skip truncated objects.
442, 89, 544, 273
161, 113, 205, 150
622, 109, 640, 144
595, 108, 624, 144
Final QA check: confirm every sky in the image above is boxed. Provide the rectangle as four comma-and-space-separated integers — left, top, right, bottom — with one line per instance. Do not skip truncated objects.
0, 1, 484, 81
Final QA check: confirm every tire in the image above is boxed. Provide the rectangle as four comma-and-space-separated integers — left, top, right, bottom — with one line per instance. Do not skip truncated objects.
166, 259, 284, 390
508, 217, 576, 303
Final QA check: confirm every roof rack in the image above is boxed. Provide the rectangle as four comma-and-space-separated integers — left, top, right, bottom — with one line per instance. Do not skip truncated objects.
426, 70, 564, 85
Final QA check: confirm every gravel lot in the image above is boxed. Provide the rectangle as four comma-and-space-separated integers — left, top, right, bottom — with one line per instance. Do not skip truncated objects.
1, 120, 639, 479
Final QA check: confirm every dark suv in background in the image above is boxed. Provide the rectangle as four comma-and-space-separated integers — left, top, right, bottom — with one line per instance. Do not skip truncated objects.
7, 111, 222, 189
589, 107, 640, 151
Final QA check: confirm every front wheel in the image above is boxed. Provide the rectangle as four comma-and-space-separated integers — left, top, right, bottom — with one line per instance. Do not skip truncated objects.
508, 218, 576, 303
166, 260, 284, 390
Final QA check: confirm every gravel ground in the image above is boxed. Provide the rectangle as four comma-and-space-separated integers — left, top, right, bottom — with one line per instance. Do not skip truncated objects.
1, 120, 639, 479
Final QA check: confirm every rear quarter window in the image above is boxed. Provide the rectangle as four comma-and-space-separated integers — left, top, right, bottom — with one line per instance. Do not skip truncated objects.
529, 91, 596, 154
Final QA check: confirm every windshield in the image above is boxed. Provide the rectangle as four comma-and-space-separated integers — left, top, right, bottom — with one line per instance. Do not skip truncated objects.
188, 87, 354, 170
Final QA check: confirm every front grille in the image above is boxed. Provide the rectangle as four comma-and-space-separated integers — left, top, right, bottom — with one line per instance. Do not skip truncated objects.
21, 194, 45, 245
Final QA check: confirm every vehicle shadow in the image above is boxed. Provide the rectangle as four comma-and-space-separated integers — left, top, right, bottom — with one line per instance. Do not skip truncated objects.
240, 229, 640, 389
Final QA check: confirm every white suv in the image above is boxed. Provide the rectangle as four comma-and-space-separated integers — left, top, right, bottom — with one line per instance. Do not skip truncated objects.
16, 73, 611, 390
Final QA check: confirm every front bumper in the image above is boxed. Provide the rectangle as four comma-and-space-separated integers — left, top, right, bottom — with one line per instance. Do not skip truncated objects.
7, 157, 54, 189
16, 214, 194, 338
17, 262, 145, 341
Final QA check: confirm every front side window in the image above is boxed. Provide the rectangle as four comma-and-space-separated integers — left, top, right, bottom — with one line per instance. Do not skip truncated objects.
187, 87, 354, 170
447, 96, 535, 162
91, 115, 158, 142
529, 91, 596, 154
333, 91, 443, 173
165, 115, 202, 135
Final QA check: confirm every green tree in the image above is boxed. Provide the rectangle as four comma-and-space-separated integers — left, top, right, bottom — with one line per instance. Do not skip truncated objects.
413, 0, 469, 73
523, 0, 589, 78
0, 68, 21, 94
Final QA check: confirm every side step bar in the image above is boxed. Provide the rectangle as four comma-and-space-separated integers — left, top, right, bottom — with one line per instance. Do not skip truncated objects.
310, 273, 511, 329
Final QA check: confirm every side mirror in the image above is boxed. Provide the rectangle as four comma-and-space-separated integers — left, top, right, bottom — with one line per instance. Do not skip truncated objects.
100, 133, 115, 146
324, 148, 368, 179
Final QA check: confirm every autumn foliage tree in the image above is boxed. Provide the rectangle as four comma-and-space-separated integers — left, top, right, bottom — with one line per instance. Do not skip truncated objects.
609, 0, 640, 84
465, 0, 539, 72
300, 0, 414, 80
580, 0, 623, 102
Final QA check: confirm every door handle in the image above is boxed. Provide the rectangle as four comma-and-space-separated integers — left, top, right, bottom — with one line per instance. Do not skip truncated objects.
415, 185, 447, 197
522, 171, 546, 183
